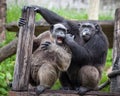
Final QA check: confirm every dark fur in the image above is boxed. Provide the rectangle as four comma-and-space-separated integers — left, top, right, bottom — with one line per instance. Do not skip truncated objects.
29, 6, 109, 94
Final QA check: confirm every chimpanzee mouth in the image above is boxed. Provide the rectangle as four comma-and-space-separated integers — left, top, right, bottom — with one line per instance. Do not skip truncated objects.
57, 36, 64, 44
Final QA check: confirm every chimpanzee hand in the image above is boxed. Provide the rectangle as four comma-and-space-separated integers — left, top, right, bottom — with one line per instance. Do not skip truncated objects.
65, 34, 75, 44
18, 18, 27, 27
32, 6, 41, 13
40, 41, 51, 51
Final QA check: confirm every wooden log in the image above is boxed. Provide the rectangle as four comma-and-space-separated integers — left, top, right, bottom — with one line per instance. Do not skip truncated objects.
12, 7, 35, 91
0, 35, 42, 63
110, 8, 120, 92
0, 0, 6, 42
0, 38, 17, 62
9, 90, 120, 96
6, 20, 50, 36
6, 20, 114, 48
0, 20, 114, 63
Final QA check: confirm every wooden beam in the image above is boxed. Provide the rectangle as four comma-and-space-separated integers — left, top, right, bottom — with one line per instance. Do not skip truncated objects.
0, 35, 42, 63
12, 7, 35, 91
6, 20, 114, 34
6, 20, 114, 48
9, 90, 120, 96
0, 38, 17, 62
110, 8, 120, 92
6, 20, 50, 36
0, 20, 114, 63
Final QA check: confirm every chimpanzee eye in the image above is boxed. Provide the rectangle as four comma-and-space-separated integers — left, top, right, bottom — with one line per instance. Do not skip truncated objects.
87, 25, 92, 28
82, 25, 86, 27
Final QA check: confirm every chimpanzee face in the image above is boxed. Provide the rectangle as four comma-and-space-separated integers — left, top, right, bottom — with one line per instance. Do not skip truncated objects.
78, 23, 97, 42
50, 23, 67, 45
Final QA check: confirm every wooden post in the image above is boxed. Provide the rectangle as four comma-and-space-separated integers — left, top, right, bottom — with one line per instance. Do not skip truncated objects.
110, 8, 120, 92
88, 0, 100, 20
12, 7, 35, 91
0, 0, 6, 42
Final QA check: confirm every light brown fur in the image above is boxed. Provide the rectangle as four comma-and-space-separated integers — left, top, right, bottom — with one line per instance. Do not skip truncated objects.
79, 65, 101, 89
30, 31, 71, 89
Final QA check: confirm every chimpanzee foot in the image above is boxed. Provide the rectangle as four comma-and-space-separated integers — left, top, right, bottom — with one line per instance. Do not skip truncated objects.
35, 85, 46, 95
75, 86, 92, 95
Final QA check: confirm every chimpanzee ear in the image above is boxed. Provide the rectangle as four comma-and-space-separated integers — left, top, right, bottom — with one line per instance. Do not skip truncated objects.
50, 25, 54, 33
94, 23, 102, 32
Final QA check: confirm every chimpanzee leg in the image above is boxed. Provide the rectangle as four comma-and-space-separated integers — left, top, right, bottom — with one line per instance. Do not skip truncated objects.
36, 64, 58, 95
76, 65, 100, 95
59, 72, 73, 90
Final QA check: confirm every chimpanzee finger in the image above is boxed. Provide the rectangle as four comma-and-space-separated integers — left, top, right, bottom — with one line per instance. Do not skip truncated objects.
31, 5, 41, 12
40, 44, 49, 50
18, 18, 27, 26
44, 41, 51, 45
41, 43, 49, 47
18, 21, 26, 26
22, 6, 29, 12
41, 46, 47, 50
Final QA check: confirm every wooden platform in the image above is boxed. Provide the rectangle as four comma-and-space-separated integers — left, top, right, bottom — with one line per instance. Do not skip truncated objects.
9, 90, 120, 96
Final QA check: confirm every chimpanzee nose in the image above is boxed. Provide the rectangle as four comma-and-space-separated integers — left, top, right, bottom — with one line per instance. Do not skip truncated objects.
84, 28, 89, 33
82, 29, 90, 36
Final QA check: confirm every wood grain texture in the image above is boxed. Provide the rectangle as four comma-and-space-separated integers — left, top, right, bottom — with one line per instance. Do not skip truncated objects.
12, 7, 35, 91
0, 38, 17, 62
9, 90, 120, 96
6, 20, 114, 48
110, 8, 120, 92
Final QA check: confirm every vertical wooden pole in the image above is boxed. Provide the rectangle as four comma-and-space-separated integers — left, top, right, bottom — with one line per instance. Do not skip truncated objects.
110, 8, 120, 92
88, 0, 100, 20
12, 7, 35, 91
0, 0, 6, 42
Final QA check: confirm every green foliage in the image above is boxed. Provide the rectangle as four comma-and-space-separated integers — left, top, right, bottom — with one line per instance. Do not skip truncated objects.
0, 32, 16, 48
7, 6, 21, 23
99, 72, 110, 92
99, 13, 114, 20
105, 49, 112, 70
51, 9, 88, 20
52, 79, 61, 90
0, 6, 113, 95
0, 55, 15, 96
99, 49, 112, 92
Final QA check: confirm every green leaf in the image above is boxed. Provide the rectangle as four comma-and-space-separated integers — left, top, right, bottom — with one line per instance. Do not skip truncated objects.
0, 73, 5, 79
0, 88, 7, 95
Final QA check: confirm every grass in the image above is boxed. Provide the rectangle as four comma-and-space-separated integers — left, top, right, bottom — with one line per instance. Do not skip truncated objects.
0, 6, 114, 95
99, 48, 112, 92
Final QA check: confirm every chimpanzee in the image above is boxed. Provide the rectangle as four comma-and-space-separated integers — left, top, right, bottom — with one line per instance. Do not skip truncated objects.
19, 20, 72, 95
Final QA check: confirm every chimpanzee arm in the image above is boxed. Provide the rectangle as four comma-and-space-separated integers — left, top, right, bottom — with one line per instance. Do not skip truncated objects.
31, 6, 64, 24
68, 41, 89, 62
41, 41, 71, 71
65, 34, 89, 63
